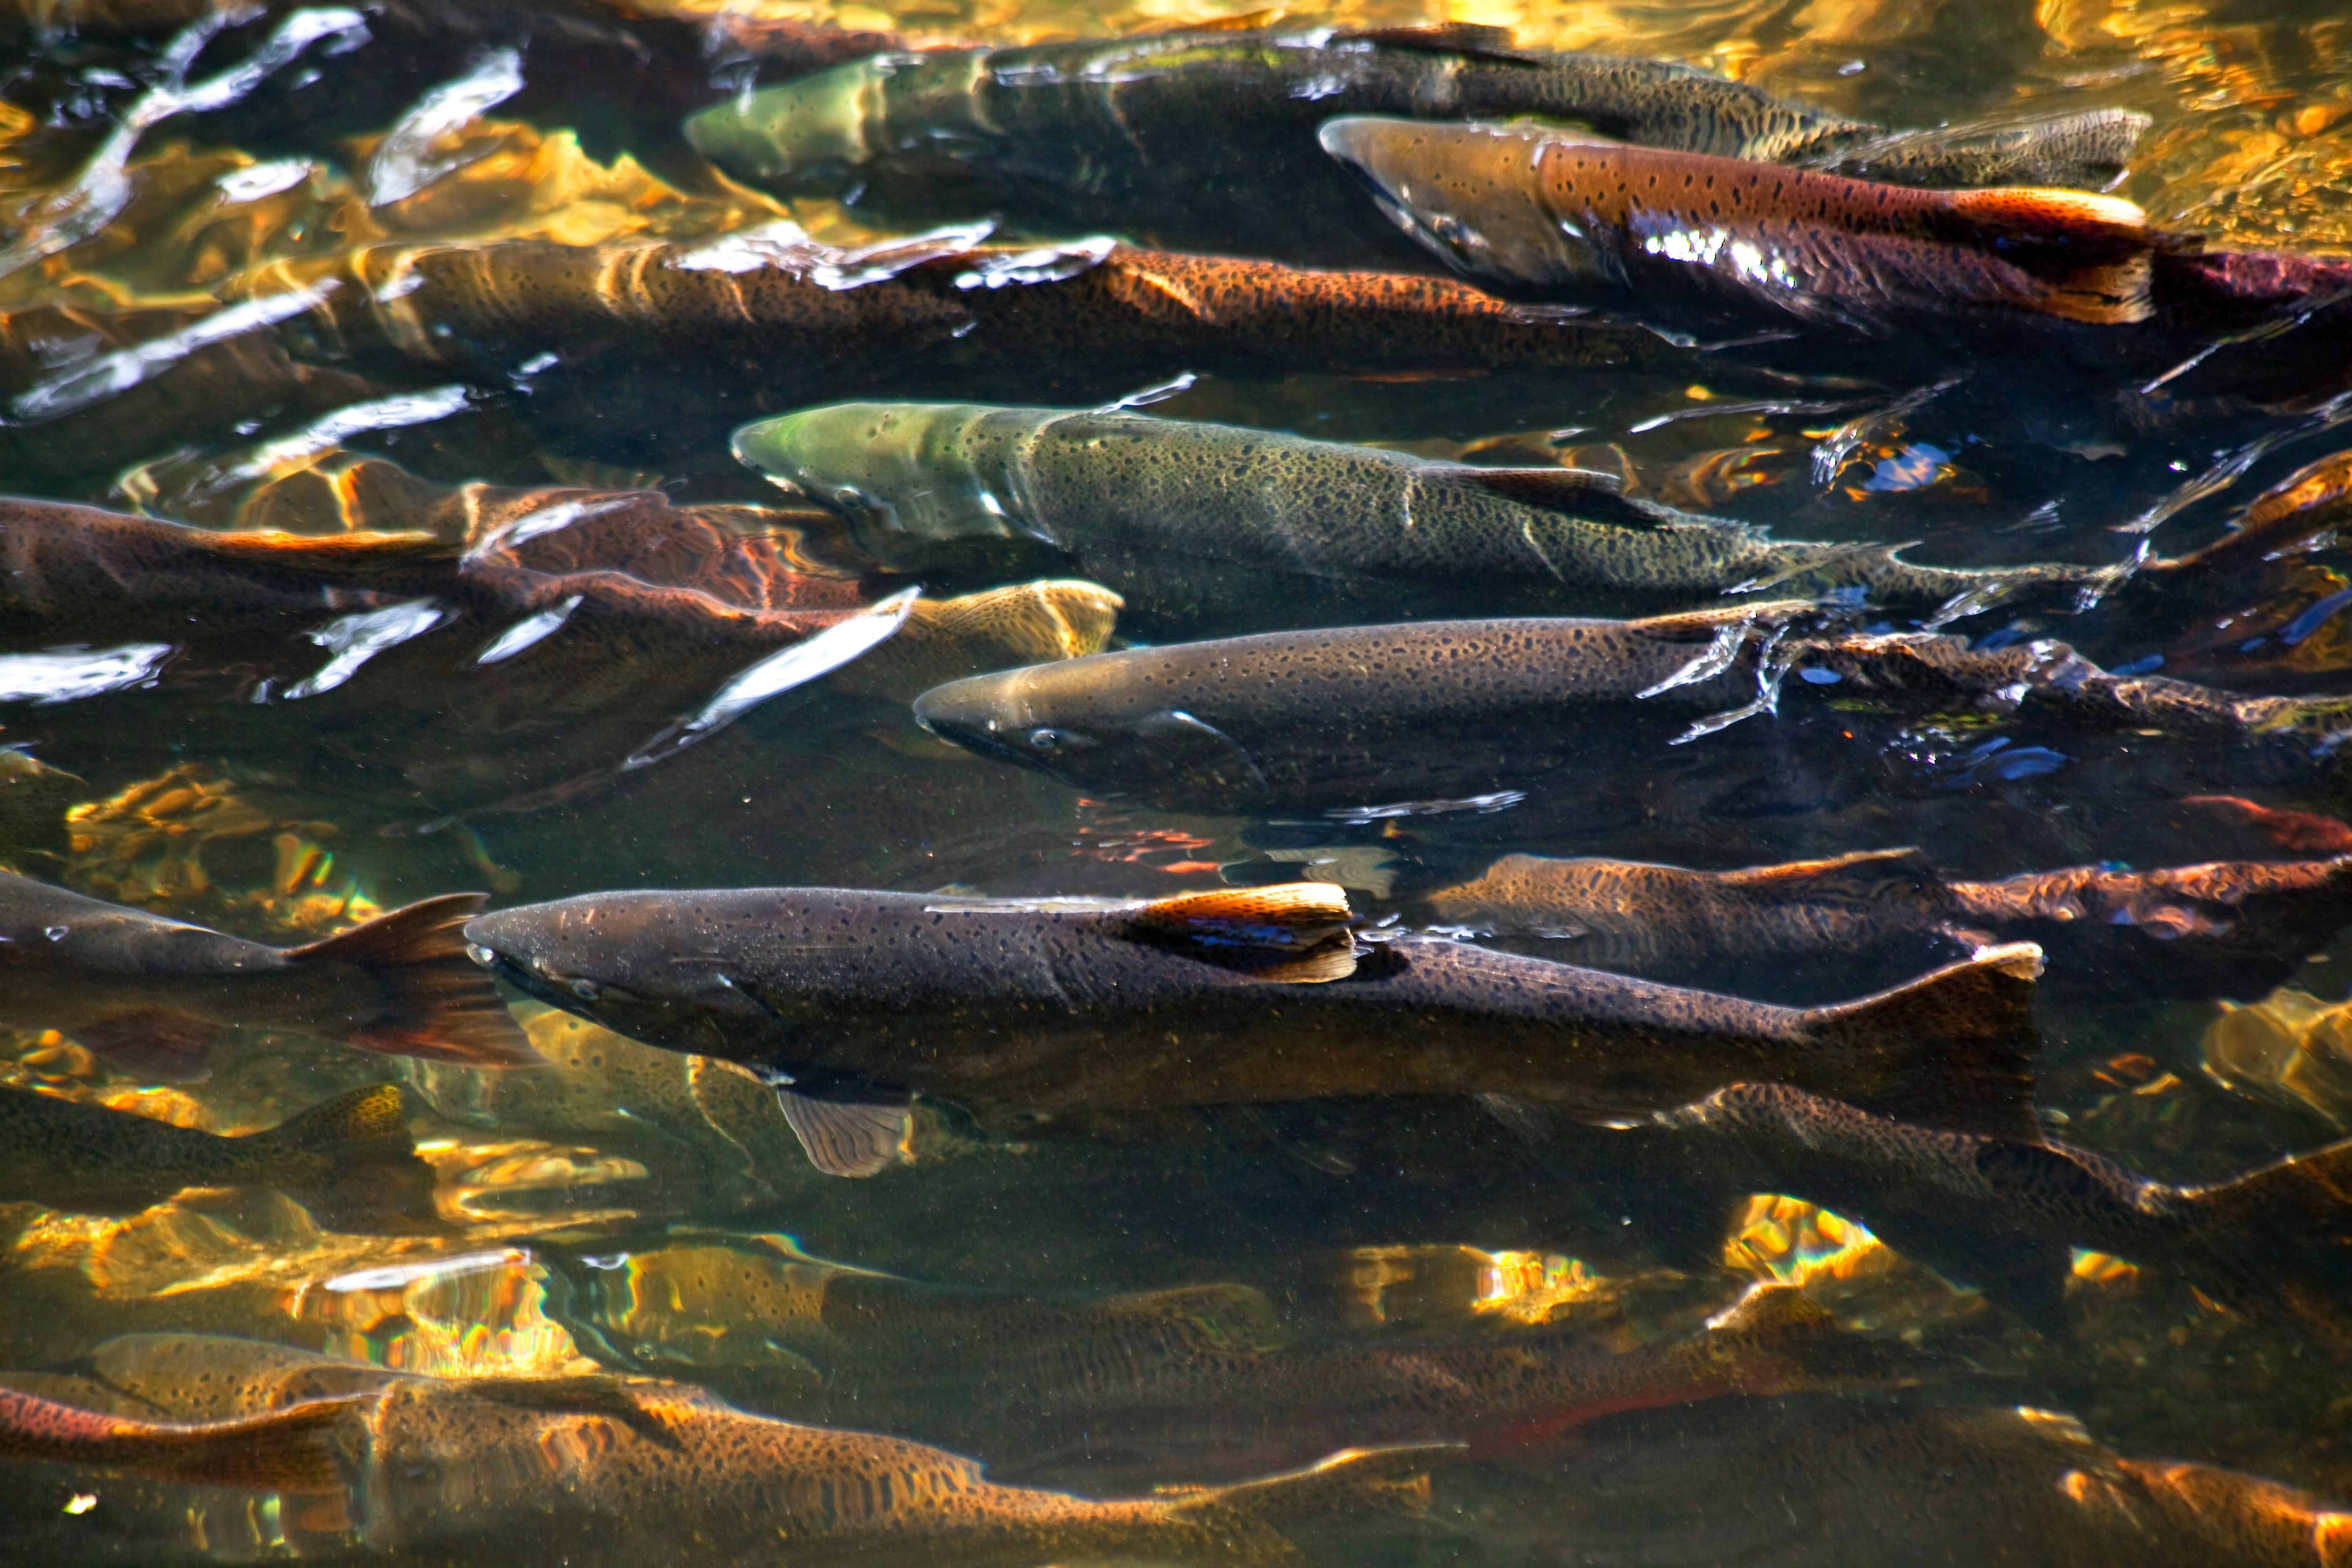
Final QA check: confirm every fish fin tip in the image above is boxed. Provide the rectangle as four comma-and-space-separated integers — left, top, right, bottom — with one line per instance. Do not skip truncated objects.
1805, 945, 2044, 1142
291, 895, 542, 1069
1129, 884, 1354, 945
72, 1009, 220, 1082
1707, 1282, 1837, 1339
1717, 846, 1940, 897
1246, 938, 1360, 984
1175, 1441, 1460, 1528
197, 529, 450, 568
1628, 601, 1814, 637
255, 1084, 411, 1157
776, 1088, 911, 1177
1426, 463, 1669, 528
1336, 23, 1530, 62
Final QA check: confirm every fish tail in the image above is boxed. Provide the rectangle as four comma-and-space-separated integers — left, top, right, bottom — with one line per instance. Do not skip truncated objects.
1940, 186, 2155, 325
1798, 941, 2044, 1141
1818, 108, 2151, 192
285, 894, 543, 1068
0, 1386, 363, 1493
2178, 1135, 2352, 1326
245, 1084, 443, 1233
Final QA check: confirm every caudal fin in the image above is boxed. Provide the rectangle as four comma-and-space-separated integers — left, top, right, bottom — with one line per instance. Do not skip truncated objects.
287, 894, 542, 1068
1798, 941, 2044, 1141
247, 1084, 442, 1233
0, 1386, 363, 1493
1818, 108, 2151, 192
2178, 1136, 2352, 1332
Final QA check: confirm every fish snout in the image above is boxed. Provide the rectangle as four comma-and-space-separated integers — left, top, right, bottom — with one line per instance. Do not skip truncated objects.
913, 680, 1089, 767
462, 912, 609, 1006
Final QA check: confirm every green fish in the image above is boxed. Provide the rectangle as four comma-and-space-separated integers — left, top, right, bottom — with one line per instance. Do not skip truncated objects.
459, 880, 2044, 1178
685, 22, 2145, 267
734, 402, 2096, 630
0, 872, 538, 1081
0, 1083, 438, 1232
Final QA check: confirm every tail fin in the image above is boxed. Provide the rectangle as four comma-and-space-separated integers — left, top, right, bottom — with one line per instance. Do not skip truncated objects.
0, 1386, 363, 1493
1798, 942, 2044, 1142
1818, 108, 2151, 192
1164, 1442, 1457, 1530
286, 894, 542, 1067
246, 1085, 442, 1234
2178, 1136, 2352, 1328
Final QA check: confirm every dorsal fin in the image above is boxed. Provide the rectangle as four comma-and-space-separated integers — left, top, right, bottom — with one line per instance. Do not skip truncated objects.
1717, 847, 1941, 899
1125, 884, 1353, 949
191, 529, 453, 570
1421, 464, 1669, 529
1799, 941, 2046, 1142
1705, 1283, 1837, 1341
1627, 601, 1815, 638
1943, 188, 2154, 325
1336, 24, 1535, 63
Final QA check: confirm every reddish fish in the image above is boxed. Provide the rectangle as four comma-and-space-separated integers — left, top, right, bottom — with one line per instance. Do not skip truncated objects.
1318, 117, 2157, 330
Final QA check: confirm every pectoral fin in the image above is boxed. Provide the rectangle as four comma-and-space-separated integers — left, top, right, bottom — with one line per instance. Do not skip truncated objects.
73, 1010, 221, 1083
775, 1088, 912, 1178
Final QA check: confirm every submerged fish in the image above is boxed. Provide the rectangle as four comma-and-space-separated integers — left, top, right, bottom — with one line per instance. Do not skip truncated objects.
685, 21, 2144, 267
908, 607, 2352, 813
0, 1083, 437, 1231
1318, 118, 2159, 333
1421, 848, 2352, 1001
0, 1358, 1446, 1565
1530, 1395, 2352, 1568
0, 873, 534, 1081
734, 402, 2096, 627
934, 1282, 1938, 1482
460, 881, 2043, 1177
1635, 1080, 2352, 1333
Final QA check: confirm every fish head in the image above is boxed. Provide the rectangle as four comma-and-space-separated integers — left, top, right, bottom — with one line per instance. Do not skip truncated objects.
682, 56, 897, 187
463, 896, 776, 1057
914, 658, 1271, 806
1317, 116, 1609, 289
733, 403, 1033, 554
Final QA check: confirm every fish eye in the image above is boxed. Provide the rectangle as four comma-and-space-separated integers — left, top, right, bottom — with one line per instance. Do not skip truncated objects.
568, 978, 602, 1000
1027, 728, 1065, 751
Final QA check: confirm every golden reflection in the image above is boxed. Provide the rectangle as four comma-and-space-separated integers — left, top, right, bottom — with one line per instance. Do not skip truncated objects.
2203, 986, 2352, 1127
1339, 1242, 1626, 1328
63, 763, 378, 936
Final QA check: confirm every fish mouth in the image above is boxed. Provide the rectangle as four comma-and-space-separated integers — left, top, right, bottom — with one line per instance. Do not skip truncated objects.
463, 935, 580, 1013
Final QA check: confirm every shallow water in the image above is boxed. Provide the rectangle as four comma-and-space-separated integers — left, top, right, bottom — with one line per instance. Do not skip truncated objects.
6, 1, 2352, 1563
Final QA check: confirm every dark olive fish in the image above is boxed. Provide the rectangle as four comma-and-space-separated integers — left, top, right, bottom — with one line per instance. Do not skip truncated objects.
0, 872, 534, 1081
684, 21, 2144, 268
1318, 118, 2159, 333
1529, 1396, 2352, 1568
1423, 848, 2352, 1001
735, 402, 2097, 627
1637, 1080, 2352, 1334
0, 1083, 437, 1231
908, 607, 2352, 814
0, 1354, 1446, 1567
461, 880, 2044, 1177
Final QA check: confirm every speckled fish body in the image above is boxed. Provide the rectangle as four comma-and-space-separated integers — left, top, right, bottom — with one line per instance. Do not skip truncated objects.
462, 882, 2043, 1145
0, 1358, 1447, 1566
1421, 850, 2352, 1001
735, 402, 2096, 626
912, 612, 2352, 815
1650, 1081, 2352, 1333
684, 25, 2143, 266
1318, 118, 2157, 333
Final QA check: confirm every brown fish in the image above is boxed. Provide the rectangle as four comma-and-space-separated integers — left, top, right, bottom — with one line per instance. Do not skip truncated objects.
1421, 848, 2352, 1001
462, 881, 2046, 1176
0, 1364, 1449, 1566
1318, 118, 2158, 331
0, 872, 534, 1080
